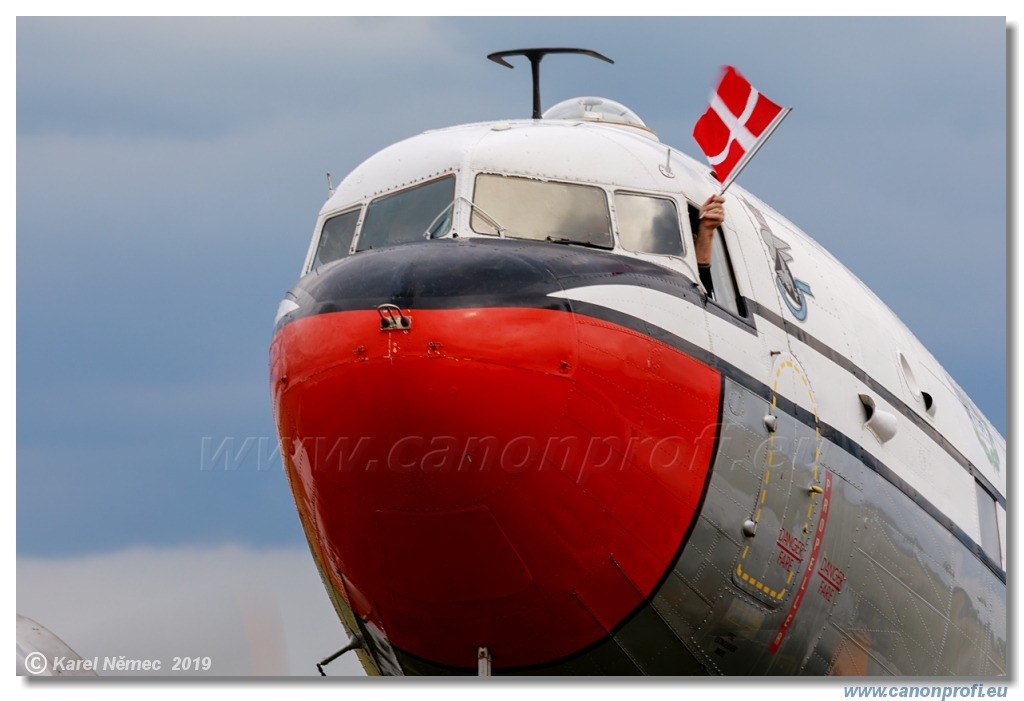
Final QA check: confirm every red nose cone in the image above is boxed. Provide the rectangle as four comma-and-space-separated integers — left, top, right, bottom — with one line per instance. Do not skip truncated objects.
273, 305, 720, 670
270, 242, 721, 671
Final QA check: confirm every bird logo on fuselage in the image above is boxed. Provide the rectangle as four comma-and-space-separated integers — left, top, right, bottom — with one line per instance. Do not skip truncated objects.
743, 197, 813, 321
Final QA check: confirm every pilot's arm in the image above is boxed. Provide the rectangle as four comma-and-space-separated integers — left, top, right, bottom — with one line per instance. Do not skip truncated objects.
696, 194, 725, 297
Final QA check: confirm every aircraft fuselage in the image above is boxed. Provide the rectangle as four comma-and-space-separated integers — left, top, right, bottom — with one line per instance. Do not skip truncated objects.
270, 102, 1006, 675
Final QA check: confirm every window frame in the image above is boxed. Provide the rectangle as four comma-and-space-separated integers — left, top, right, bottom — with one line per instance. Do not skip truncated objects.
354, 174, 457, 253
469, 173, 614, 249
310, 206, 364, 272
976, 481, 1002, 568
612, 190, 687, 258
687, 201, 748, 319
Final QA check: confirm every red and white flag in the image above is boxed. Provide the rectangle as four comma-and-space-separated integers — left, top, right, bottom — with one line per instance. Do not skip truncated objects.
693, 66, 789, 188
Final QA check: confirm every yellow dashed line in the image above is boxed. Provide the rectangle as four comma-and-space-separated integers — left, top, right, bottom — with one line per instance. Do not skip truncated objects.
736, 560, 788, 601
736, 356, 824, 606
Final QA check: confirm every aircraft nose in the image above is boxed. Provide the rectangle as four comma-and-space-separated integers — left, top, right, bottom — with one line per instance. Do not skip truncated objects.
270, 240, 722, 671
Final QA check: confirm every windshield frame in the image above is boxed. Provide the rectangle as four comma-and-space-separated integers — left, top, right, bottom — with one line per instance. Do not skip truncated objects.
469, 173, 614, 249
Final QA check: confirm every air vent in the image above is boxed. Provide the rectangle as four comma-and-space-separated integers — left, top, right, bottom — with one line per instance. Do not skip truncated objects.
859, 393, 897, 444
898, 351, 935, 417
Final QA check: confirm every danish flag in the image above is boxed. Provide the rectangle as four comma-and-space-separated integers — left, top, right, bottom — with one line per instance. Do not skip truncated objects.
693, 66, 790, 188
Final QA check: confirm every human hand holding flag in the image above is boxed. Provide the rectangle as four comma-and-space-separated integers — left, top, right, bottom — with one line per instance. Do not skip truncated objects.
693, 66, 790, 192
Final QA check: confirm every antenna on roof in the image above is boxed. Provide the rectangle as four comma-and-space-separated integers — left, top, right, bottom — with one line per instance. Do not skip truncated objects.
487, 48, 614, 119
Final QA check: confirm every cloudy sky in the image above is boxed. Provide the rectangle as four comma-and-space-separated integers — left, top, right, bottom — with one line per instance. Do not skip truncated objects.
13, 14, 1011, 684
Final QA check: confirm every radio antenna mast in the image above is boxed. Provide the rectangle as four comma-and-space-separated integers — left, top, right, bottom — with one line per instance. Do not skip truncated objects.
487, 48, 614, 119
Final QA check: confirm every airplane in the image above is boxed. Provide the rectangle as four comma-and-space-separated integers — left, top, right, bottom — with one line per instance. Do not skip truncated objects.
269, 48, 1006, 676
16, 615, 97, 677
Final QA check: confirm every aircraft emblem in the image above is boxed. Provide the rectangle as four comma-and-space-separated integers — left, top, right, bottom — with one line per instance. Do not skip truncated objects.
742, 198, 813, 321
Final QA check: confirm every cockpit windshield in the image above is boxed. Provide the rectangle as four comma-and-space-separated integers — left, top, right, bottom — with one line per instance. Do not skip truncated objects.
356, 176, 455, 251
470, 174, 613, 249
312, 208, 360, 269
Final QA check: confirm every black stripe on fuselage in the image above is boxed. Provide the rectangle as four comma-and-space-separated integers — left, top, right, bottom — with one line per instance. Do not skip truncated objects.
278, 238, 758, 336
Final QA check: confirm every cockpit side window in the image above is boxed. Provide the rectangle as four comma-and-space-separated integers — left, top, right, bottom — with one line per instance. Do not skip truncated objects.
356, 176, 455, 252
312, 208, 360, 269
471, 174, 613, 249
688, 203, 746, 317
615, 192, 683, 257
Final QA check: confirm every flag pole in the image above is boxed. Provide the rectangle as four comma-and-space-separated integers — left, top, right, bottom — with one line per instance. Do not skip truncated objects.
719, 106, 792, 195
